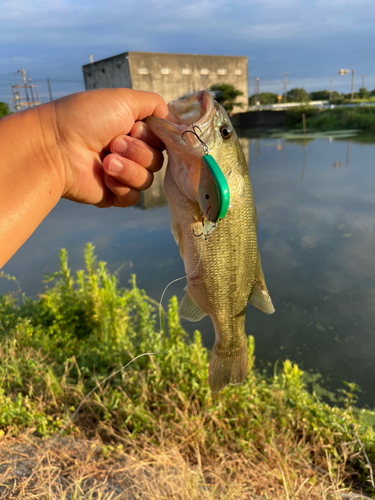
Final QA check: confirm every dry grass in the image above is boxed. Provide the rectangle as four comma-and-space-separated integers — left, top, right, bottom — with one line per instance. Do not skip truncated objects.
0, 432, 367, 500
1, 246, 374, 499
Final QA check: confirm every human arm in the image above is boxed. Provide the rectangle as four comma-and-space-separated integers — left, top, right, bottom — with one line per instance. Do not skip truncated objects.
0, 89, 169, 268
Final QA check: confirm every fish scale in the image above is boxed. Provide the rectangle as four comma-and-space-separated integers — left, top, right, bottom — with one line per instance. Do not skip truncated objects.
145, 91, 274, 393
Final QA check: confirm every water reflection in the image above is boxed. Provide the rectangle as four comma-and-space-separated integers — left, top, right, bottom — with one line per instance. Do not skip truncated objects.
2, 132, 375, 406
346, 141, 351, 167
137, 164, 167, 209
300, 143, 307, 182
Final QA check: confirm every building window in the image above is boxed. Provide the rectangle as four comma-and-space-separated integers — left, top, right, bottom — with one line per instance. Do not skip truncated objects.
161, 68, 171, 75
234, 69, 242, 75
117, 64, 121, 69
138, 68, 149, 75
217, 69, 228, 75
200, 69, 209, 75
182, 68, 192, 75
101, 69, 105, 74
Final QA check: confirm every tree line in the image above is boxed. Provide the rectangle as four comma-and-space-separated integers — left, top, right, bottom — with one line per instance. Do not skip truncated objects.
249, 88, 375, 105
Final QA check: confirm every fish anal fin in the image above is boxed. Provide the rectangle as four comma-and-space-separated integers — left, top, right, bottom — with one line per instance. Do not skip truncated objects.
249, 284, 275, 315
209, 340, 248, 393
179, 291, 207, 322
248, 255, 275, 315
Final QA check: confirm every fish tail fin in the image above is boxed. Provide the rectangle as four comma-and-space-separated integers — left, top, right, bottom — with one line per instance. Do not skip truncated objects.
209, 338, 248, 394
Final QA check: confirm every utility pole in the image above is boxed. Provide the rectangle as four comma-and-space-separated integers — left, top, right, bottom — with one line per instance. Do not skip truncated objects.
329, 77, 332, 102
351, 69, 355, 100
253, 78, 256, 104
47, 78, 53, 101
19, 68, 30, 103
253, 77, 260, 106
12, 69, 41, 111
338, 69, 355, 101
283, 73, 289, 102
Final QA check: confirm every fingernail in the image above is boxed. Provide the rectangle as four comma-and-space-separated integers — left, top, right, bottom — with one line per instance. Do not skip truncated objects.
132, 124, 145, 139
109, 158, 123, 173
113, 138, 127, 155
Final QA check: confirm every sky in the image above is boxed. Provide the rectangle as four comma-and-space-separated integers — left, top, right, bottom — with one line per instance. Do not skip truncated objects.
1, 0, 375, 105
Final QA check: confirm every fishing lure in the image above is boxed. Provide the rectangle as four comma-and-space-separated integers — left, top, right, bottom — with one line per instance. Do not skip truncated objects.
182, 126, 230, 224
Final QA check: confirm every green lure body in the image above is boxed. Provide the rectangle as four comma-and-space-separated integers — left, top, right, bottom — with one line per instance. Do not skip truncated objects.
198, 154, 230, 223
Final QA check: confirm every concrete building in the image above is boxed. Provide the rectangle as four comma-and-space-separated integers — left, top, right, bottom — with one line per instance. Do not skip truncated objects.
82, 51, 248, 109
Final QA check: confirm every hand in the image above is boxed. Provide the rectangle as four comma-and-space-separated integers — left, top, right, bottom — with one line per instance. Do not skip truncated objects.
49, 88, 169, 207
0, 88, 169, 267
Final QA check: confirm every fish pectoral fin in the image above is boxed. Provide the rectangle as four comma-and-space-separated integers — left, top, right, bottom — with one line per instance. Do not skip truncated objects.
171, 219, 184, 257
226, 169, 246, 209
171, 219, 180, 245
178, 292, 207, 322
209, 339, 248, 393
248, 254, 275, 315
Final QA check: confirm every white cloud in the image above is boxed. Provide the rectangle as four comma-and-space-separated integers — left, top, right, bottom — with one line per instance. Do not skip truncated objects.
241, 23, 306, 41
1, 0, 375, 103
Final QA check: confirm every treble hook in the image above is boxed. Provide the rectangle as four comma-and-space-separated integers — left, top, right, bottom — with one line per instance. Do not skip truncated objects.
193, 229, 204, 238
182, 124, 209, 154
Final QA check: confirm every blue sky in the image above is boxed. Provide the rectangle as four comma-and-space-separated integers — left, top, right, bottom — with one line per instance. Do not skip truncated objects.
1, 0, 375, 105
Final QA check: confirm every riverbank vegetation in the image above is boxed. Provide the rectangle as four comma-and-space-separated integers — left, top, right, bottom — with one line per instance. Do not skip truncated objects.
0, 102, 10, 118
249, 87, 375, 105
1, 244, 375, 498
285, 105, 375, 131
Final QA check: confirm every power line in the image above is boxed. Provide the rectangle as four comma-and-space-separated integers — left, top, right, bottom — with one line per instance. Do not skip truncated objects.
33, 79, 83, 83
11, 69, 41, 111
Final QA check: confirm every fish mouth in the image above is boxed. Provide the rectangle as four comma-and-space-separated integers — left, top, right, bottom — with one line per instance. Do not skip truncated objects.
144, 91, 216, 154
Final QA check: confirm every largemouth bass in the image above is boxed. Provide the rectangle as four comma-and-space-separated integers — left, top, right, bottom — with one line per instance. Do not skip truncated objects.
145, 91, 274, 393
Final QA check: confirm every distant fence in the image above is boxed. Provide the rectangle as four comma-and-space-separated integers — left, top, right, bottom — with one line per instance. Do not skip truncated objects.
248, 100, 329, 111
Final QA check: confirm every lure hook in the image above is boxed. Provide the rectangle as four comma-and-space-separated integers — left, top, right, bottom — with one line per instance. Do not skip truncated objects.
182, 125, 209, 154
193, 229, 204, 238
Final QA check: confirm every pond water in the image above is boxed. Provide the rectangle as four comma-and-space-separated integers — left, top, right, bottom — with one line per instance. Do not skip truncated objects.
2, 131, 375, 406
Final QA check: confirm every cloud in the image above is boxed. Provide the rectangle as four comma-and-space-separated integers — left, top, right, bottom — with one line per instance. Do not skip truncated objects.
241, 23, 305, 41
1, 0, 375, 102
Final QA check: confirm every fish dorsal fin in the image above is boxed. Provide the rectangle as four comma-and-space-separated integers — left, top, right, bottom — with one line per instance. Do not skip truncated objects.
179, 291, 207, 322
248, 254, 275, 315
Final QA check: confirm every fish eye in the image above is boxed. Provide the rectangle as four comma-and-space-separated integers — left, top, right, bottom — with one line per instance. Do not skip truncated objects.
205, 194, 209, 199
220, 124, 233, 141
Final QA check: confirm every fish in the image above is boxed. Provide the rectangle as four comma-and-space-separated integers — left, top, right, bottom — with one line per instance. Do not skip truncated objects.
145, 90, 275, 393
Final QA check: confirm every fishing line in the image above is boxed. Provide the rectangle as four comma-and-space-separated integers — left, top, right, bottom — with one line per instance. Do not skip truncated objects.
158, 237, 205, 334
59, 352, 156, 434
59, 132, 208, 436
60, 239, 205, 434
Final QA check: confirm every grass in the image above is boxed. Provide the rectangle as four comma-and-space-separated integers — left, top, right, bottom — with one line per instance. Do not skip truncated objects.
1, 243, 375, 498
288, 105, 375, 131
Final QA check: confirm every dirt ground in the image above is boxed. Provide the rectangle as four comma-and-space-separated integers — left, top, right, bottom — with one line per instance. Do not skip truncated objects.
0, 434, 372, 500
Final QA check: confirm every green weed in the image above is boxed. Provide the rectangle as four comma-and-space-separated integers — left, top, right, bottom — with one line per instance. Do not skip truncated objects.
290, 105, 375, 131
0, 244, 375, 494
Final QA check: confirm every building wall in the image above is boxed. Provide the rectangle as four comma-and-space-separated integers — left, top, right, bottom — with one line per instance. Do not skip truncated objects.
82, 51, 248, 110
82, 53, 131, 91
127, 52, 248, 109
